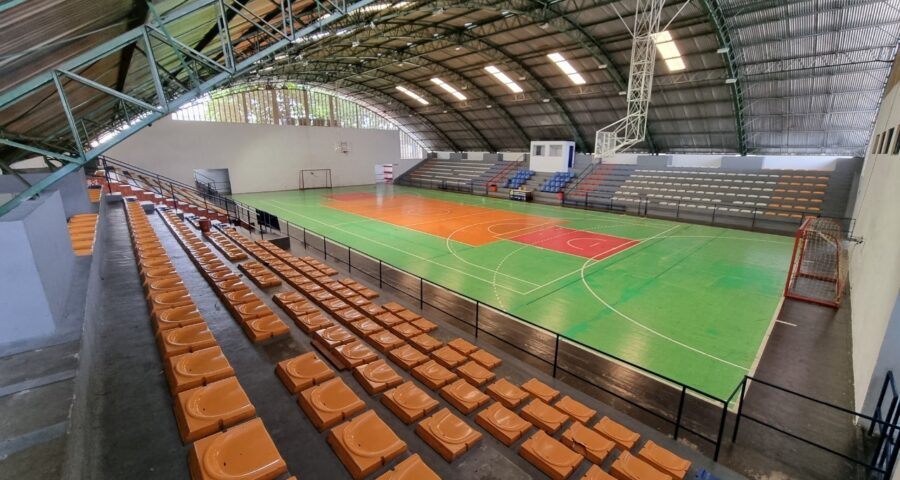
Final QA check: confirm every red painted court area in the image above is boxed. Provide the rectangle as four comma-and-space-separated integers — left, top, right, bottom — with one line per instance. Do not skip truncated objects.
510, 226, 640, 260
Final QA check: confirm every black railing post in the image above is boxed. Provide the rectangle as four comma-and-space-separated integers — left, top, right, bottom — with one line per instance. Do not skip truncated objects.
419, 278, 424, 309
378, 260, 383, 288
751, 210, 757, 230
324, 237, 327, 259
348, 247, 352, 273
552, 334, 560, 378
711, 205, 717, 225
733, 376, 748, 442
303, 228, 307, 249
674, 385, 687, 440
474, 301, 480, 337
714, 399, 729, 461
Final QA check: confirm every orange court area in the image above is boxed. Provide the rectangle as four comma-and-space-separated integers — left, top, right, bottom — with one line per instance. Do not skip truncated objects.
324, 193, 563, 246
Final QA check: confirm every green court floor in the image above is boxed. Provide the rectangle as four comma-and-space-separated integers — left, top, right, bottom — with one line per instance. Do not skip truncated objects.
235, 185, 793, 399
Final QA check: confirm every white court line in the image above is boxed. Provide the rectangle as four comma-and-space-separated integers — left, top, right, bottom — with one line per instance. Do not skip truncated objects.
264, 200, 533, 295
775, 319, 798, 327
577, 225, 751, 371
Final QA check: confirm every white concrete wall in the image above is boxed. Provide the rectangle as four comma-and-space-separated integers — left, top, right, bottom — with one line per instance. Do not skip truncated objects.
850, 67, 900, 411
529, 141, 574, 172
106, 117, 406, 193
0, 191, 74, 347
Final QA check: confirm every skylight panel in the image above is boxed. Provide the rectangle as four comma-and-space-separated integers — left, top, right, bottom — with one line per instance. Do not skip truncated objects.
484, 65, 523, 93
652, 31, 686, 72
396, 86, 428, 105
547, 52, 586, 85
430, 78, 467, 101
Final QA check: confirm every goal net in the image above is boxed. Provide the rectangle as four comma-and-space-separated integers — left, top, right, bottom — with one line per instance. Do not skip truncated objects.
784, 217, 848, 308
299, 169, 332, 190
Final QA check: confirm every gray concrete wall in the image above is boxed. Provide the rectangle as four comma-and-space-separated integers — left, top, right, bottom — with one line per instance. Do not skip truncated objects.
0, 191, 75, 347
0, 170, 91, 219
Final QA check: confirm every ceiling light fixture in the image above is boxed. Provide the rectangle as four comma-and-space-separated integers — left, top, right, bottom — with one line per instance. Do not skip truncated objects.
484, 65, 523, 93
652, 31, 687, 72
547, 52, 586, 85
396, 86, 429, 105
430, 77, 467, 101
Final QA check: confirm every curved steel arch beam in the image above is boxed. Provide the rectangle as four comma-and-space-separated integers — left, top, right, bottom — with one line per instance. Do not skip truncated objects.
273, 58, 495, 150
299, 43, 532, 147
697, 0, 747, 155
304, 22, 589, 151
270, 70, 461, 150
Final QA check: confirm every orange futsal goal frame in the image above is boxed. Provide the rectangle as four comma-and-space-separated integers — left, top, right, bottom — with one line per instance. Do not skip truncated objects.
783, 217, 848, 308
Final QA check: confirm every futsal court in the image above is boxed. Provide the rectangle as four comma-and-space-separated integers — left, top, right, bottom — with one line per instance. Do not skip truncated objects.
236, 185, 794, 399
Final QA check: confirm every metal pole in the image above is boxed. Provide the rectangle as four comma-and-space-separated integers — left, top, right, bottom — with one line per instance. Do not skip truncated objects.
674, 386, 686, 439
714, 399, 729, 461
474, 301, 480, 337
751, 210, 757, 230
552, 335, 560, 377
419, 278, 424, 309
303, 227, 307, 249
348, 247, 352, 272
733, 376, 748, 442
324, 237, 327, 259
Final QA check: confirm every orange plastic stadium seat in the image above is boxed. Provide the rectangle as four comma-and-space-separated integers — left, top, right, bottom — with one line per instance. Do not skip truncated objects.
298, 282, 323, 295
188, 417, 288, 480
610, 451, 670, 480
582, 464, 616, 480
468, 349, 502, 369
214, 277, 248, 295
224, 289, 257, 307
142, 266, 179, 287
145, 276, 187, 299
416, 407, 482, 462
594, 417, 640, 452
166, 346, 235, 394
411, 317, 438, 333
388, 344, 429, 371
520, 399, 571, 434
283, 299, 318, 320
375, 453, 439, 480
375, 312, 405, 328
174, 377, 256, 442
383, 302, 406, 313
150, 290, 193, 319
440, 379, 490, 415
367, 330, 405, 353
311, 290, 336, 304
234, 301, 275, 323
327, 410, 407, 480
299, 377, 366, 431
396, 309, 421, 322
336, 307, 366, 325
447, 338, 478, 356
275, 352, 336, 393
353, 359, 403, 395
475, 402, 532, 446
522, 378, 560, 403
519, 430, 584, 480
560, 422, 615, 465
637, 440, 691, 479
431, 346, 467, 369
333, 340, 378, 369
381, 381, 439, 424
314, 326, 355, 350
294, 312, 334, 333
345, 295, 371, 308
458, 361, 496, 387
254, 273, 282, 289
333, 287, 356, 299
361, 303, 387, 318
391, 322, 423, 340
242, 315, 289, 342
157, 323, 217, 359
154, 305, 204, 333
555, 396, 597, 425
356, 288, 379, 300
350, 318, 384, 337
322, 298, 351, 314
273, 291, 306, 309
409, 333, 442, 353
486, 378, 530, 409
412, 360, 458, 390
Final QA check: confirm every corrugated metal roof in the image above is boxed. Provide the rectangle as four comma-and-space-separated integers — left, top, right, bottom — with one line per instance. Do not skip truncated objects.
1, 0, 898, 162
